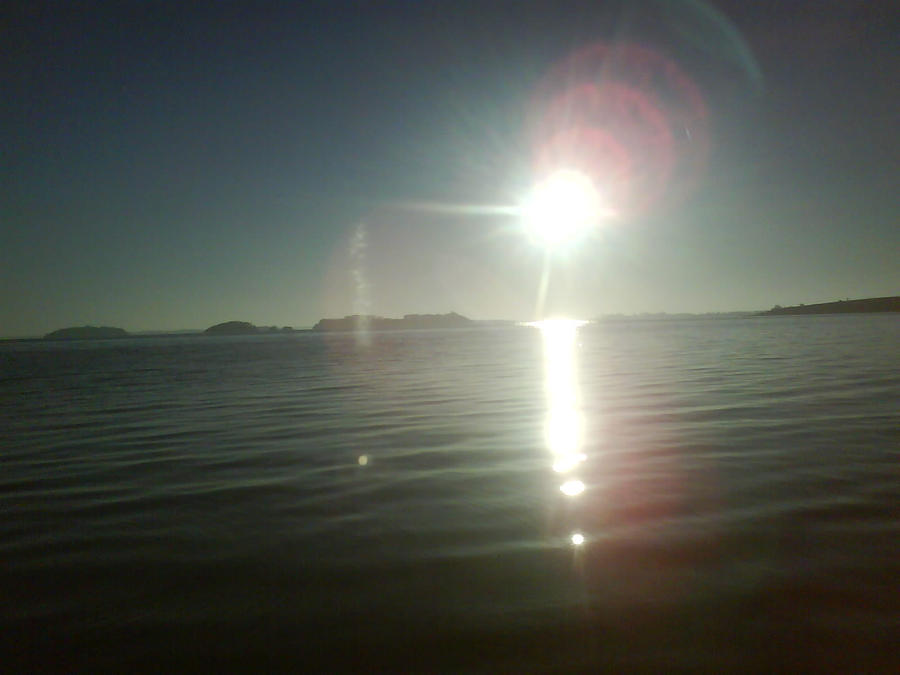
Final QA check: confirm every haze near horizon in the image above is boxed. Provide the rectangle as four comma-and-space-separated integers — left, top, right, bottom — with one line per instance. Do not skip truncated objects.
3, 1, 897, 337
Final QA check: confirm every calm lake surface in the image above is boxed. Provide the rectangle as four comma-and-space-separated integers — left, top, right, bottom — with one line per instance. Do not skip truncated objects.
2, 315, 898, 671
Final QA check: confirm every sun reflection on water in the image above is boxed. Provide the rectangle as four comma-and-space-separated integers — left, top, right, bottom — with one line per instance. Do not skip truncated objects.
560, 479, 585, 496
531, 319, 589, 486
530, 318, 593, 553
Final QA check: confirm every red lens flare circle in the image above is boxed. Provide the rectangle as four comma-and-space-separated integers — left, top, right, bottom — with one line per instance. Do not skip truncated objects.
529, 43, 710, 218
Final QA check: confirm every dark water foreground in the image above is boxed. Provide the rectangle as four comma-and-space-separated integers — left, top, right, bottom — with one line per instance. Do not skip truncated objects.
2, 316, 898, 672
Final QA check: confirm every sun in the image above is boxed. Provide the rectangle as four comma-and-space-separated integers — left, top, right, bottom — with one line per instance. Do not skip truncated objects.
521, 169, 606, 248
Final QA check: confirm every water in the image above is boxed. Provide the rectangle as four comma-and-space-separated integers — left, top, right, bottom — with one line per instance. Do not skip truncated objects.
1, 315, 898, 671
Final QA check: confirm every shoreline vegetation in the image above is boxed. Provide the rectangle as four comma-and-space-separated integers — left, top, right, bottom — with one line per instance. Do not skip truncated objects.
18, 296, 900, 341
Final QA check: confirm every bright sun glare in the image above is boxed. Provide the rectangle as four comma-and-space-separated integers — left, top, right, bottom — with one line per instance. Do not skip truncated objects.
522, 169, 604, 248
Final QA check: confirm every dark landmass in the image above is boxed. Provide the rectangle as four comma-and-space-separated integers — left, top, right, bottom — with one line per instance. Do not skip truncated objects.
758, 296, 900, 316
43, 326, 129, 340
596, 311, 757, 322
313, 312, 474, 332
204, 321, 259, 335
19, 297, 897, 342
475, 319, 520, 328
7, 325, 301, 342
131, 329, 203, 335
204, 321, 296, 335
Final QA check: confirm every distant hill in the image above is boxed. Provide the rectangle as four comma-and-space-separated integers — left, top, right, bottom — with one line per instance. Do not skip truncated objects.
204, 321, 259, 335
44, 326, 128, 340
758, 296, 900, 316
203, 321, 297, 335
313, 312, 474, 332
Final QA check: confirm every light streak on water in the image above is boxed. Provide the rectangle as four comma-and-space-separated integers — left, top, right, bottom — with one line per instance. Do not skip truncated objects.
531, 319, 591, 547
531, 319, 589, 480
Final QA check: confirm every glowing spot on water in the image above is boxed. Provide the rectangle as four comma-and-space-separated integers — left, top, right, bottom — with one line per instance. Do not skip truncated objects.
552, 453, 586, 473
546, 408, 581, 457
571, 532, 585, 546
560, 479, 585, 496
358, 455, 369, 466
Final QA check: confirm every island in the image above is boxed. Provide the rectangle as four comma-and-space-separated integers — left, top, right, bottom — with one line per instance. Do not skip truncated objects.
204, 321, 295, 335
204, 321, 259, 335
313, 312, 474, 332
758, 296, 900, 316
44, 326, 129, 340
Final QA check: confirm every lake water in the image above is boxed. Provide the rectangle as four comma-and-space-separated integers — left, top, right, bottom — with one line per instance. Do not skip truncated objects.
2, 315, 898, 672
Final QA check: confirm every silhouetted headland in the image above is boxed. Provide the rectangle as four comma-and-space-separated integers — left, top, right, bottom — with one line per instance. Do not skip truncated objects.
44, 326, 128, 340
204, 321, 295, 335
204, 321, 258, 335
758, 296, 900, 316
313, 312, 474, 332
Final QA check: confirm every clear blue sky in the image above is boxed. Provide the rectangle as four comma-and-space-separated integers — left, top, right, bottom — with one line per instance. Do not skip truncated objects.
2, 0, 897, 336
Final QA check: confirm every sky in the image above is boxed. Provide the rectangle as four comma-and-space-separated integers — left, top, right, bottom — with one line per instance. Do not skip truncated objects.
2, 0, 897, 336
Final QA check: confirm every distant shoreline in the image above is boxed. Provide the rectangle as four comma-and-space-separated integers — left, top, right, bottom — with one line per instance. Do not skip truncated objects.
5, 297, 898, 341
757, 296, 900, 316
312, 312, 478, 332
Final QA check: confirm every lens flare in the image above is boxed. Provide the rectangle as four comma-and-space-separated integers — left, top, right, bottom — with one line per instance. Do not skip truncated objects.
529, 42, 710, 217
571, 532, 585, 546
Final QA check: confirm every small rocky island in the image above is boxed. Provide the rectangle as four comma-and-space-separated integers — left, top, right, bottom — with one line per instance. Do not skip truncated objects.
44, 326, 129, 340
204, 321, 295, 335
313, 312, 474, 332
